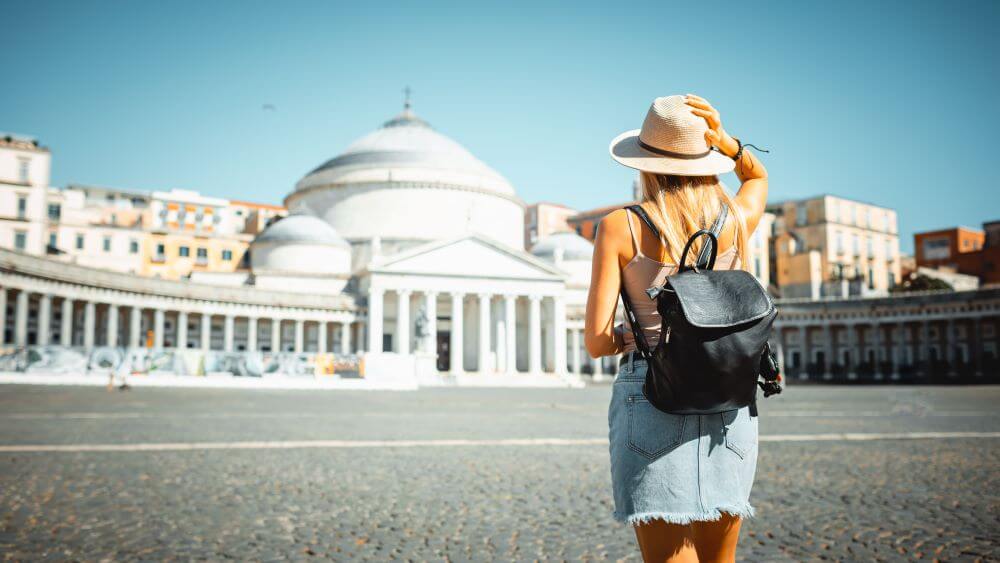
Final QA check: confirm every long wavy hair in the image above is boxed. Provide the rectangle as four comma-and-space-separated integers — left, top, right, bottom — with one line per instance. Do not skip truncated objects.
637, 171, 748, 267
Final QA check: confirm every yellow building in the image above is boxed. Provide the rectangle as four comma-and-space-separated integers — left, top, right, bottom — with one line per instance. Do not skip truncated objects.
140, 232, 250, 279
768, 195, 901, 299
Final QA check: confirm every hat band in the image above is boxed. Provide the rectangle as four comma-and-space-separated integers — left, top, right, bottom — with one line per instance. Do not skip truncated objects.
637, 138, 711, 160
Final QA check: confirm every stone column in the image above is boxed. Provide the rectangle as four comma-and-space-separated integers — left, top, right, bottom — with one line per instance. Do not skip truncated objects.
152, 308, 164, 350
221, 314, 233, 352
294, 319, 304, 353
478, 293, 491, 373
919, 319, 931, 379
504, 295, 517, 374
798, 325, 810, 379
968, 317, 982, 377
0, 287, 6, 346
571, 329, 582, 375
892, 321, 905, 380
83, 301, 96, 349
945, 317, 957, 376
422, 292, 437, 354
128, 306, 140, 348
871, 322, 882, 379
14, 290, 28, 346
106, 304, 119, 347
201, 314, 212, 351
313, 321, 324, 354
553, 296, 567, 375
270, 318, 281, 352
397, 290, 411, 355
450, 292, 464, 374
176, 311, 187, 350
822, 324, 833, 380
368, 288, 384, 353
246, 317, 258, 351
845, 323, 858, 379
37, 294, 52, 346
528, 295, 542, 374
340, 321, 352, 354
592, 354, 605, 382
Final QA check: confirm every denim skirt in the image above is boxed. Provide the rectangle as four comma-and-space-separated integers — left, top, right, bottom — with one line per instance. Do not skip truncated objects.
608, 356, 758, 525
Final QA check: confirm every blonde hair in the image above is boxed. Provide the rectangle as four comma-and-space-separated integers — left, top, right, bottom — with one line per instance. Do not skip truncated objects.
637, 171, 748, 267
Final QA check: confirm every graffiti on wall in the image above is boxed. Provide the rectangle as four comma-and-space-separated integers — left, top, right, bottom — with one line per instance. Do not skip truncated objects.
0, 346, 362, 378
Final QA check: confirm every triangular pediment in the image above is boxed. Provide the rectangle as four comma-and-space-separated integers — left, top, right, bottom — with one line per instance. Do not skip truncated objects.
369, 234, 566, 281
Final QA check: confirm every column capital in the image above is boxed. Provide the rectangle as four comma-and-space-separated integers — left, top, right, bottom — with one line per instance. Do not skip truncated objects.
477, 292, 492, 301
528, 294, 542, 303
397, 288, 413, 297
503, 293, 517, 302
451, 291, 466, 300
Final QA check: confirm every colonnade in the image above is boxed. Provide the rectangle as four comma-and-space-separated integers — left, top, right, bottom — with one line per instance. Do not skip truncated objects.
367, 288, 569, 375
776, 314, 999, 380
0, 285, 356, 354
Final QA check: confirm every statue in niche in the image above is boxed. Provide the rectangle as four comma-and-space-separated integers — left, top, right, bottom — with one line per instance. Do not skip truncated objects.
414, 306, 429, 339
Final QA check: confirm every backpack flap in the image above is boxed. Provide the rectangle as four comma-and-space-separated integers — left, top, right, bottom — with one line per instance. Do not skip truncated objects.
667, 269, 774, 328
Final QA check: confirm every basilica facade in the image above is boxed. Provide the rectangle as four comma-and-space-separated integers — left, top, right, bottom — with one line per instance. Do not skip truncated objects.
0, 106, 601, 383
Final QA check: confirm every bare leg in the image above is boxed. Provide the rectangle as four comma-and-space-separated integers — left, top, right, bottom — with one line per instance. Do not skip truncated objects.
692, 513, 743, 563
633, 519, 699, 563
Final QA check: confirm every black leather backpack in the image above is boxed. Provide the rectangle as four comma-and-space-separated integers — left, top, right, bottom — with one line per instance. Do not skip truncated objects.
619, 204, 780, 415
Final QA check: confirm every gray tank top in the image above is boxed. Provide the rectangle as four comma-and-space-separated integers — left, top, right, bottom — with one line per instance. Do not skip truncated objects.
620, 209, 741, 354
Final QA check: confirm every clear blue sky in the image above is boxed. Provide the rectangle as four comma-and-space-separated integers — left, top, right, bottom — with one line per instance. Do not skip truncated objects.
2, 0, 997, 253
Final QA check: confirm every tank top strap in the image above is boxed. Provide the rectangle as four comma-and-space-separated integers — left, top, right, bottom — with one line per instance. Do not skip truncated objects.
623, 207, 644, 258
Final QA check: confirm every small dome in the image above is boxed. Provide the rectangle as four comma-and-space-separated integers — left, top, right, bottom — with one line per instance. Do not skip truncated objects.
254, 213, 349, 248
531, 231, 594, 262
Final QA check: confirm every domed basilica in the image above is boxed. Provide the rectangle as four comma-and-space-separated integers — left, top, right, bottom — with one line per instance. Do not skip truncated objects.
242, 102, 584, 379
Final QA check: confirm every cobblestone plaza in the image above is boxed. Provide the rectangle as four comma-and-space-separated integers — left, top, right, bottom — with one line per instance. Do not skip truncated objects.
1, 383, 997, 561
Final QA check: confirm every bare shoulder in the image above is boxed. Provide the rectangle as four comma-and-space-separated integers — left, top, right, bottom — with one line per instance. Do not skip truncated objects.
595, 208, 631, 255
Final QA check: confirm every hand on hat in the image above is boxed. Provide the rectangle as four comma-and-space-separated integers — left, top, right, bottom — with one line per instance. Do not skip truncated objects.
685, 94, 739, 158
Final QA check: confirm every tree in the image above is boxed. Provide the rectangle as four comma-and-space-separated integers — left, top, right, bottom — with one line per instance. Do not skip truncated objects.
891, 274, 953, 293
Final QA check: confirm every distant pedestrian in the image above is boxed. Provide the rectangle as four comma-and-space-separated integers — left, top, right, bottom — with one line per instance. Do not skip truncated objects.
585, 95, 769, 562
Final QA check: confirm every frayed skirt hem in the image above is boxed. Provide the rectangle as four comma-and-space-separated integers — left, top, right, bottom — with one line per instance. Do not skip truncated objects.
614, 503, 755, 526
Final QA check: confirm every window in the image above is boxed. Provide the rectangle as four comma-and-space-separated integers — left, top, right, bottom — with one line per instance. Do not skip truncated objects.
102, 236, 111, 252
753, 257, 761, 277
795, 205, 807, 226
110, 213, 117, 225
47, 204, 61, 221
922, 238, 950, 260
179, 246, 190, 257
835, 231, 844, 254
885, 239, 893, 260
852, 234, 860, 255
14, 230, 26, 250
866, 208, 872, 229
851, 205, 858, 225
17, 196, 27, 219
48, 233, 57, 248
129, 239, 139, 254
75, 234, 84, 250
17, 158, 29, 183
827, 200, 838, 223
222, 249, 233, 261
196, 248, 208, 263
867, 267, 875, 289
867, 237, 874, 256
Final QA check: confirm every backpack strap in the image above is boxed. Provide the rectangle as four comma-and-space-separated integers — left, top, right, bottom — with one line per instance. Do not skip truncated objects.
619, 206, 654, 359
695, 203, 729, 270
625, 205, 662, 243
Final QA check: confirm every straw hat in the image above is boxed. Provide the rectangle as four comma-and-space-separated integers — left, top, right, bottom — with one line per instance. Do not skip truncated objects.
609, 95, 735, 176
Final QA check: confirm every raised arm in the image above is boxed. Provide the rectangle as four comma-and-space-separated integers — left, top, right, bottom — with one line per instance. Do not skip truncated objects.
685, 94, 769, 234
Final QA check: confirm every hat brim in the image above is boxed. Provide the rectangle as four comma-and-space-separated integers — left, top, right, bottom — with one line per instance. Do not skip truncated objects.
609, 129, 736, 176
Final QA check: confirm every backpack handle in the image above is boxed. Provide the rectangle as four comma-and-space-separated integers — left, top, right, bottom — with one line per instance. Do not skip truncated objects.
678, 229, 718, 273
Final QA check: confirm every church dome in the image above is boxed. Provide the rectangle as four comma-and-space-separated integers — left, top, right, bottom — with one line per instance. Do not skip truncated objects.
253, 213, 349, 247
284, 103, 525, 250
293, 108, 515, 197
250, 213, 351, 277
531, 231, 594, 262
